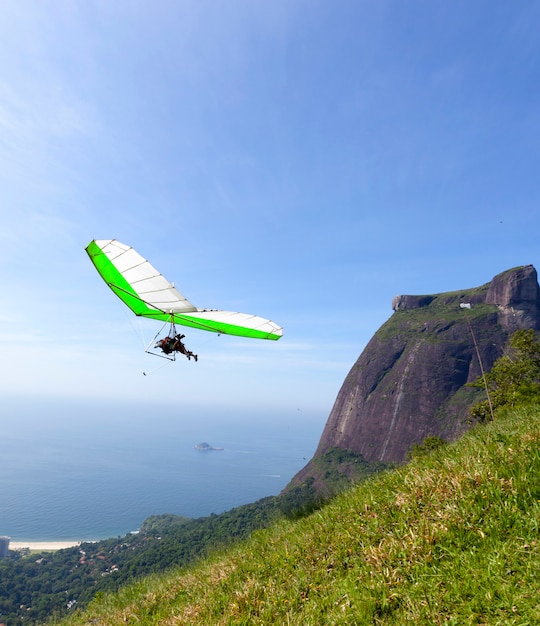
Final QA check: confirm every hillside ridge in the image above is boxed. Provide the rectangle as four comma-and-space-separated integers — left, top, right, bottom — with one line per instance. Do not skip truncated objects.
58, 404, 540, 625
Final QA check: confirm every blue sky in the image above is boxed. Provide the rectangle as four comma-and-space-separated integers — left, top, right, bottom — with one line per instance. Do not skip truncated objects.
1, 1, 539, 417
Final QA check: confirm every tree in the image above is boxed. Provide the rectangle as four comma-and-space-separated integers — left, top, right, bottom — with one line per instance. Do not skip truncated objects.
469, 329, 540, 421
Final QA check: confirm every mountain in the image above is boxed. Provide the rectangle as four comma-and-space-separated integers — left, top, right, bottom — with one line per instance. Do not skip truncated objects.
289, 265, 540, 492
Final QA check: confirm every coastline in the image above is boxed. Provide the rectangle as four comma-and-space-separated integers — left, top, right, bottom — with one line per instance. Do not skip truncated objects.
10, 541, 82, 551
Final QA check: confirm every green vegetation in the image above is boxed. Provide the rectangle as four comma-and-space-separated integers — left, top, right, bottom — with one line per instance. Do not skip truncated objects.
278, 450, 388, 520
311, 448, 389, 495
375, 283, 496, 344
469, 328, 540, 422
139, 514, 192, 534
0, 481, 350, 624
0, 498, 285, 624
407, 435, 447, 459
56, 403, 540, 625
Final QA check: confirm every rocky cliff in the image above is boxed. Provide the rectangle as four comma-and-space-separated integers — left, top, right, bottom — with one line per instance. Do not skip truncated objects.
290, 265, 540, 492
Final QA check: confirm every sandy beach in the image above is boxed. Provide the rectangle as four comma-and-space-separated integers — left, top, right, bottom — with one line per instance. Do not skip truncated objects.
10, 541, 81, 551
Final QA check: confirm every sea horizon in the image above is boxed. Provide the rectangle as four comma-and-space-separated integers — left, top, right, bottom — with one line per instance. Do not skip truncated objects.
2, 396, 327, 543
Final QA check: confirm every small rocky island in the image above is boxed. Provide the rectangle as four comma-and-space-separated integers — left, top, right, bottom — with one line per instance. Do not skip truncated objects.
194, 442, 224, 451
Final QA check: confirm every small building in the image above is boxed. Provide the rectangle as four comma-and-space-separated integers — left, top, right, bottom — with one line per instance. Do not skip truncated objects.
0, 536, 10, 558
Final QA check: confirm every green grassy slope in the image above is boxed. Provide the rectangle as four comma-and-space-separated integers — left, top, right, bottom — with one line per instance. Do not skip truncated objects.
58, 404, 540, 625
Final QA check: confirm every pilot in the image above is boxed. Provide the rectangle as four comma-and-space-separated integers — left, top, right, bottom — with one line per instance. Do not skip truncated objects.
156, 334, 198, 361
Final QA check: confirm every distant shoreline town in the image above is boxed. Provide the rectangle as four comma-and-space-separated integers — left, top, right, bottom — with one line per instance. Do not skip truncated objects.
1, 538, 81, 554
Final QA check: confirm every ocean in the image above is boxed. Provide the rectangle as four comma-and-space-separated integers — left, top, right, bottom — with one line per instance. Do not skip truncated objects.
1, 397, 326, 542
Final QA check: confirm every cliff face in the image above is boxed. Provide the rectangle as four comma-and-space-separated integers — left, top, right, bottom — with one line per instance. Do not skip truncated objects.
291, 265, 540, 490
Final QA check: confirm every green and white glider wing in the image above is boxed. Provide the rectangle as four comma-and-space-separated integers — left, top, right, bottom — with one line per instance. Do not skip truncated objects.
86, 239, 283, 341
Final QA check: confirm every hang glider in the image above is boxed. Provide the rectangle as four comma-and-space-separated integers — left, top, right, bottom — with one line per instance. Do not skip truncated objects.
85, 240, 283, 359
